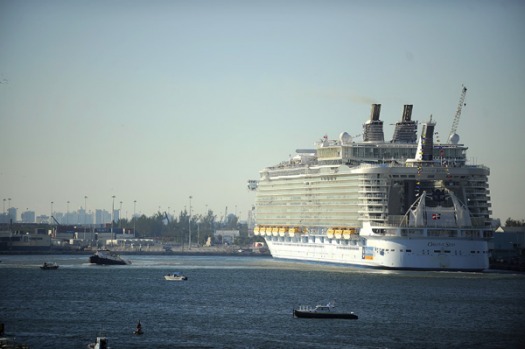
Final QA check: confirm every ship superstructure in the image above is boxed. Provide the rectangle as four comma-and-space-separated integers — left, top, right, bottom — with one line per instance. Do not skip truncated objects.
250, 102, 492, 270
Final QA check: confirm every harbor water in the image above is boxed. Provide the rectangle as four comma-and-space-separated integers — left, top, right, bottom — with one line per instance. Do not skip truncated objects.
1, 254, 524, 348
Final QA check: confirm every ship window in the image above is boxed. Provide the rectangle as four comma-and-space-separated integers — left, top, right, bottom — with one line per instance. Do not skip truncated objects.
406, 249, 412, 252
444, 250, 451, 253
434, 250, 441, 253
400, 249, 404, 252
470, 251, 476, 254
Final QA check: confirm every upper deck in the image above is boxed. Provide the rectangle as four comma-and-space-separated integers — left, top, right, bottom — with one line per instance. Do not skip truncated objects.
262, 103, 469, 174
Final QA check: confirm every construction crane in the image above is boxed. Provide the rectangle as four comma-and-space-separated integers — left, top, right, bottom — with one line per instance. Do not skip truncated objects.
448, 85, 467, 144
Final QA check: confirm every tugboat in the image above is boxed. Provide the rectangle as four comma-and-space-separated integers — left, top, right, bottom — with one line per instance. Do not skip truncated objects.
89, 249, 130, 265
293, 302, 358, 320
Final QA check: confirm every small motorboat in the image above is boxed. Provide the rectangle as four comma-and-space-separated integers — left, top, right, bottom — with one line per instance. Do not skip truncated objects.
164, 272, 188, 281
40, 262, 59, 270
293, 302, 358, 320
133, 321, 143, 335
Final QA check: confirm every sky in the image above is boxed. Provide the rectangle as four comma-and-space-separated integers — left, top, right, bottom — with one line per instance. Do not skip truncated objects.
0, 0, 524, 222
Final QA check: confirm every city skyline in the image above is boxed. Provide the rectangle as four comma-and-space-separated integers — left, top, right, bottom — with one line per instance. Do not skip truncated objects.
1, 196, 246, 225
1, 195, 246, 223
2, 204, 118, 225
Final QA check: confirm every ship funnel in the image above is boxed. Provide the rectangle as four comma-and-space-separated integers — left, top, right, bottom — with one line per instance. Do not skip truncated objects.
392, 104, 417, 143
370, 104, 381, 121
414, 117, 435, 161
363, 104, 384, 142
402, 104, 413, 121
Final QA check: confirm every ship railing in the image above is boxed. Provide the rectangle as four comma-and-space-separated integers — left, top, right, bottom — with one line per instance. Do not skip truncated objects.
399, 229, 426, 238
463, 164, 490, 171
376, 216, 489, 230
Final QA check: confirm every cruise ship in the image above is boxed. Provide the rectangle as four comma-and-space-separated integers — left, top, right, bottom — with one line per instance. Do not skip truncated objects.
249, 100, 492, 271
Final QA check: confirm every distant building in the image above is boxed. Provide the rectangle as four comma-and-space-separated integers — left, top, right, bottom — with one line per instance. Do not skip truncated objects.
0, 213, 8, 224
216, 229, 239, 244
246, 208, 255, 230
95, 209, 111, 225
36, 215, 50, 224
0, 229, 51, 251
21, 210, 36, 223
77, 208, 94, 225
491, 226, 525, 261
7, 207, 17, 222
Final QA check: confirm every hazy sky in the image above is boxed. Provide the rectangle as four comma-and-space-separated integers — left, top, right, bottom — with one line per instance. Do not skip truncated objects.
1, 0, 524, 222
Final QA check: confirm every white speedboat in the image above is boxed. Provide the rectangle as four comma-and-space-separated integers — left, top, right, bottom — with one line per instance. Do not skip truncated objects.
164, 272, 187, 281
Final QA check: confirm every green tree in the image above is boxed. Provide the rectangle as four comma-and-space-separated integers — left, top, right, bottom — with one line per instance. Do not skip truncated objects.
505, 218, 525, 227
107, 209, 219, 244
224, 213, 238, 230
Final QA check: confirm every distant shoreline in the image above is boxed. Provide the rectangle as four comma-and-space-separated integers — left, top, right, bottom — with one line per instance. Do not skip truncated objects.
0, 249, 271, 257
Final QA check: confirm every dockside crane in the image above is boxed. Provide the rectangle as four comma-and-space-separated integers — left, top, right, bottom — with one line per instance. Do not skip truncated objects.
51, 215, 60, 225
448, 85, 467, 144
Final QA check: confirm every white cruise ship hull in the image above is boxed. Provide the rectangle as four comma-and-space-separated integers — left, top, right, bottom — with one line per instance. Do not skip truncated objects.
265, 236, 489, 271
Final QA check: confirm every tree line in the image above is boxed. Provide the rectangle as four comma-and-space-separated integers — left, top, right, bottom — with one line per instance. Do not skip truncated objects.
117, 209, 257, 246
504, 218, 525, 227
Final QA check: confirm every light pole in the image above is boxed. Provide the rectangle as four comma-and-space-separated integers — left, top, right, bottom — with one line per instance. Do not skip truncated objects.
188, 196, 192, 250
133, 200, 137, 236
111, 195, 116, 237
66, 201, 70, 225
119, 201, 123, 228
50, 201, 54, 222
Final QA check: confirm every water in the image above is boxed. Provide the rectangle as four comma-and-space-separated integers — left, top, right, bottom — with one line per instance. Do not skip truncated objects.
1, 254, 524, 349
